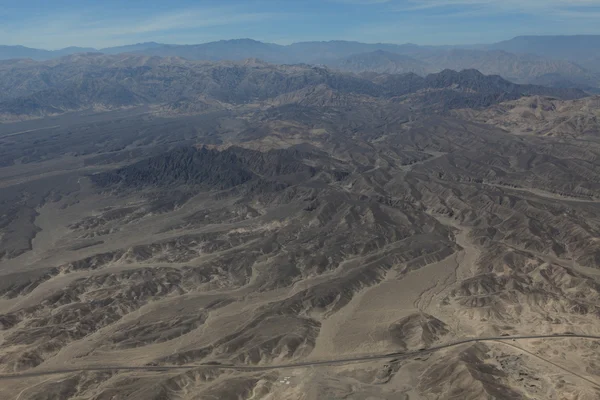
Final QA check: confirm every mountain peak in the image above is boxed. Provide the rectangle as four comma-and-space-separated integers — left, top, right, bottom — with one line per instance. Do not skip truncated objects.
217, 38, 267, 45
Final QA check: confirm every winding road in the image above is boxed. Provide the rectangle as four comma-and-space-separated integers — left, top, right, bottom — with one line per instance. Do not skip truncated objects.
2, 333, 599, 384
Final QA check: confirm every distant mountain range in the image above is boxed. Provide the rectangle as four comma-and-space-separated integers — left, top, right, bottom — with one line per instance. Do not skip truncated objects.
0, 53, 586, 121
490, 35, 600, 72
1, 36, 600, 89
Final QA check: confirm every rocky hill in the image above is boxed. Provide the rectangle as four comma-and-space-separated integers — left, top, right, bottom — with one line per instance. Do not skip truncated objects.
454, 95, 600, 137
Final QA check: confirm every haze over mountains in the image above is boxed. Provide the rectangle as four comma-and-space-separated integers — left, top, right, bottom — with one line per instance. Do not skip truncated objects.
490, 35, 600, 72
2, 35, 600, 90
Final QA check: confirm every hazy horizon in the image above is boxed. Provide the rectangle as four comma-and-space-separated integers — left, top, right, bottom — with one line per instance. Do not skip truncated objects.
2, 0, 600, 50
3, 33, 600, 52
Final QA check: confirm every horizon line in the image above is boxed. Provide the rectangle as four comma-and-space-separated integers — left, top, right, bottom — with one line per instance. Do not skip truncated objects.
2, 33, 600, 52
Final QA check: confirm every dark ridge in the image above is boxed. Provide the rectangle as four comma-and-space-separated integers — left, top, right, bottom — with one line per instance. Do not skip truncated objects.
92, 147, 256, 189
91, 146, 320, 190
228, 147, 317, 178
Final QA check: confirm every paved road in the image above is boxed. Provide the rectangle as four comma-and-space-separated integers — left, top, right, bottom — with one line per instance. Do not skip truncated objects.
1, 334, 599, 380
0, 125, 60, 138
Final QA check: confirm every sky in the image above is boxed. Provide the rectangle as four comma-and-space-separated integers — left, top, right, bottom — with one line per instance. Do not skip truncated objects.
1, 0, 600, 49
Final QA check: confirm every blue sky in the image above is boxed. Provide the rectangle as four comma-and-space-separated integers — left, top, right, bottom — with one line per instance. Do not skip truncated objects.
1, 0, 600, 49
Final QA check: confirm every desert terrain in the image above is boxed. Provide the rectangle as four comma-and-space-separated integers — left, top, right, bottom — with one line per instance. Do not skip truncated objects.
0, 55, 600, 399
